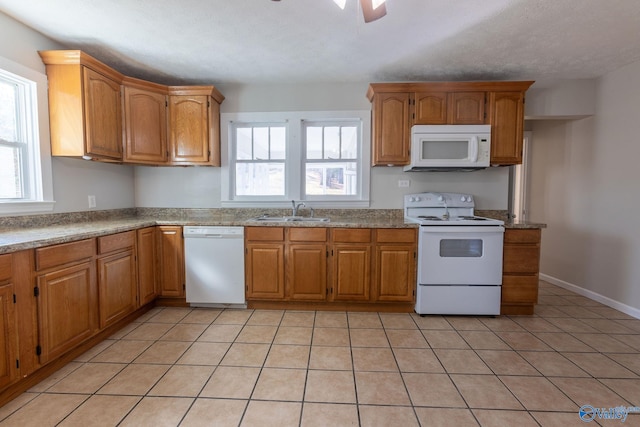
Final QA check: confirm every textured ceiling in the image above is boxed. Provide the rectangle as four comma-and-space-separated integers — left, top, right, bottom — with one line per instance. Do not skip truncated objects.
1, 0, 639, 86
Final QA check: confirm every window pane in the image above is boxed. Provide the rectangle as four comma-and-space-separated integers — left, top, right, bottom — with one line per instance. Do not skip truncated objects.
305, 162, 357, 196
306, 126, 322, 160
236, 162, 285, 196
324, 126, 340, 159
270, 127, 286, 160
236, 127, 252, 160
0, 80, 18, 142
0, 145, 22, 198
253, 127, 269, 160
341, 126, 358, 159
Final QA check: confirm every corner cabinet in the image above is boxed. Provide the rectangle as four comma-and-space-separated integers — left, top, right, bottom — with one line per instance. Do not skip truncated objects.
122, 78, 168, 164
367, 81, 533, 166
39, 50, 124, 161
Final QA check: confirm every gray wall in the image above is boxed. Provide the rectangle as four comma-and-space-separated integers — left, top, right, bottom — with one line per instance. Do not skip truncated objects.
528, 59, 640, 316
0, 11, 135, 214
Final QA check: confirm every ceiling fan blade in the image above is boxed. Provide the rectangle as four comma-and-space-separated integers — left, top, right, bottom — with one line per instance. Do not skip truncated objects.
360, 0, 387, 23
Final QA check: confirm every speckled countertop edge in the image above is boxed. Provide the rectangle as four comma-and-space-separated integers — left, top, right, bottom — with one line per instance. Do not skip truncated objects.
0, 209, 546, 254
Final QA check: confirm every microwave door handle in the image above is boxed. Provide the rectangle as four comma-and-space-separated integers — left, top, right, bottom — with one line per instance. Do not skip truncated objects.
469, 136, 479, 162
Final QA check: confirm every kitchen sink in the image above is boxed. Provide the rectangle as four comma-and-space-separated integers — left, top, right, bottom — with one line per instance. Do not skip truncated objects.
249, 216, 330, 223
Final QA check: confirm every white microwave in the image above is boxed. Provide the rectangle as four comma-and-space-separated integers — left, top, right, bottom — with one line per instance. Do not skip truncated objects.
404, 124, 491, 171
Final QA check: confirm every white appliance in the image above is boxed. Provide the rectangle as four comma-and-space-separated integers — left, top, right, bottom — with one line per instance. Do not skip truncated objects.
404, 192, 504, 315
404, 125, 491, 171
184, 226, 246, 307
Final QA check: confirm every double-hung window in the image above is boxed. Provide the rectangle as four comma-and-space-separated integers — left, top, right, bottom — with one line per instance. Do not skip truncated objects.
222, 111, 370, 207
0, 57, 54, 215
233, 123, 287, 198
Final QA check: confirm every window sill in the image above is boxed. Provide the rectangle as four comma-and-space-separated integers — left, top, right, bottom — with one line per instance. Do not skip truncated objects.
221, 200, 370, 209
0, 200, 56, 216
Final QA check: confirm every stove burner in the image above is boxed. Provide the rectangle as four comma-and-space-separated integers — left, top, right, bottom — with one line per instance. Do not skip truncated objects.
458, 216, 488, 221
417, 216, 444, 221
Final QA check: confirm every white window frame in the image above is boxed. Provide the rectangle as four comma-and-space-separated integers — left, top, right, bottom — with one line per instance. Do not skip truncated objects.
221, 110, 370, 208
0, 55, 54, 215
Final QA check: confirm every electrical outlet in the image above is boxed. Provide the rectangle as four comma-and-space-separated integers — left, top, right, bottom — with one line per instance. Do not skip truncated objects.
398, 180, 410, 188
88, 195, 96, 209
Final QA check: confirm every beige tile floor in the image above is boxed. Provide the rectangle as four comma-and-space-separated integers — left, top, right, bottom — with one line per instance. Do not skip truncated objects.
2, 281, 640, 426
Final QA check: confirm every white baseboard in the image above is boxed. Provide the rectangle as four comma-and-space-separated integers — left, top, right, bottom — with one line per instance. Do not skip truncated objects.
540, 273, 640, 320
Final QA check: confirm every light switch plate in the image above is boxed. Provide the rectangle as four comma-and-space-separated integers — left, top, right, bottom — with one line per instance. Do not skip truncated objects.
398, 180, 410, 188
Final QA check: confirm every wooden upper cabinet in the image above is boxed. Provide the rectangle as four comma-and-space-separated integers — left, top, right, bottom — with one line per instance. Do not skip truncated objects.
39, 50, 124, 160
123, 79, 168, 164
370, 92, 411, 166
40, 50, 225, 166
168, 86, 223, 166
413, 92, 485, 125
447, 92, 486, 124
489, 91, 525, 165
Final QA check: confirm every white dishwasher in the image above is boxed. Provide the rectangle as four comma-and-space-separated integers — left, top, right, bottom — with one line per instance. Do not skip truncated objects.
184, 226, 245, 307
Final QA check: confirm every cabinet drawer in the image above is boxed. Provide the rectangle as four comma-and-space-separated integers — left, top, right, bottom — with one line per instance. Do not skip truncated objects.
288, 227, 328, 242
375, 228, 416, 243
503, 245, 540, 273
245, 227, 285, 242
504, 229, 541, 244
332, 228, 372, 243
98, 231, 135, 254
502, 275, 538, 303
0, 254, 11, 282
36, 238, 96, 271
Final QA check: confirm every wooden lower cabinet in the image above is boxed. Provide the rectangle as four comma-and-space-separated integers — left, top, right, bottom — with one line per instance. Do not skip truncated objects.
37, 260, 98, 364
0, 254, 18, 389
245, 227, 417, 309
245, 227, 285, 299
137, 227, 157, 306
156, 226, 185, 297
97, 232, 137, 329
501, 228, 542, 315
374, 229, 417, 302
330, 229, 371, 302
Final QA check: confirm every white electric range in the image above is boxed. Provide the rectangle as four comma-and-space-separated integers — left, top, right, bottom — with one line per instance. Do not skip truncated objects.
404, 192, 504, 316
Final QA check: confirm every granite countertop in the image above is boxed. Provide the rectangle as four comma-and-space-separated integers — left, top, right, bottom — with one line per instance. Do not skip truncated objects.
0, 208, 546, 255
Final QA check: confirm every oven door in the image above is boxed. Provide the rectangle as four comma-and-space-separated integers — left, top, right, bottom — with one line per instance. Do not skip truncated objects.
418, 225, 504, 285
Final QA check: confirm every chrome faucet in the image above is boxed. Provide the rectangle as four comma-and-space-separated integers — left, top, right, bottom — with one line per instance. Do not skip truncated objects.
291, 200, 306, 217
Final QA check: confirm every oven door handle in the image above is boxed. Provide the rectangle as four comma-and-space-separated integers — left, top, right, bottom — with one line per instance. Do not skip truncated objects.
420, 226, 504, 233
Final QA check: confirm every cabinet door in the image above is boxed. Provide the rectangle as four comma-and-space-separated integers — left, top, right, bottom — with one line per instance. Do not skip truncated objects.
98, 250, 137, 329
156, 226, 184, 297
37, 261, 97, 364
448, 92, 486, 124
245, 244, 285, 299
375, 245, 416, 302
371, 92, 411, 166
0, 282, 18, 389
82, 67, 122, 159
123, 86, 168, 164
489, 91, 525, 164
168, 95, 210, 164
137, 227, 157, 306
413, 92, 448, 124
287, 244, 327, 301
331, 244, 371, 301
